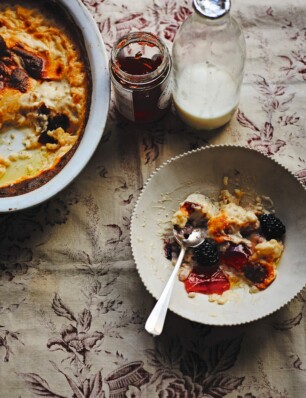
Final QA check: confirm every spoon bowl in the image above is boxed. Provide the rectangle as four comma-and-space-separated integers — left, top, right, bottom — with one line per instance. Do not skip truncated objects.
145, 227, 205, 336
173, 226, 206, 248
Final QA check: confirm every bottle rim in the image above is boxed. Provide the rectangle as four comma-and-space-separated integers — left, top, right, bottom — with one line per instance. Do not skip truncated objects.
193, 0, 230, 19
110, 32, 170, 85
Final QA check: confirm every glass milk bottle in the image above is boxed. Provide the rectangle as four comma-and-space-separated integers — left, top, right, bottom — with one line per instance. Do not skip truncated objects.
172, 0, 246, 130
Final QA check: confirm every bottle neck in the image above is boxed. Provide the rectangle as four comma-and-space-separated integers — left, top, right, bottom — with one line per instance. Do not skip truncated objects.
193, 9, 230, 27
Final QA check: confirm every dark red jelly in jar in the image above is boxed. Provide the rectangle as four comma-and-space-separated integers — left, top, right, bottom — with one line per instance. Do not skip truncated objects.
110, 32, 172, 123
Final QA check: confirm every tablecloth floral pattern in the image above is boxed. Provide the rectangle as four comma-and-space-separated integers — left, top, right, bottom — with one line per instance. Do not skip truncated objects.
1, 0, 306, 397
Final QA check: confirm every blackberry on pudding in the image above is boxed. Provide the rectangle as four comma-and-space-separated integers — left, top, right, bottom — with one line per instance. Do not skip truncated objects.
258, 214, 286, 240
194, 239, 219, 267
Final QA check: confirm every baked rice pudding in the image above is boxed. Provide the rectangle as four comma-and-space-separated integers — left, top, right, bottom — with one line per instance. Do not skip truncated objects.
0, 0, 91, 196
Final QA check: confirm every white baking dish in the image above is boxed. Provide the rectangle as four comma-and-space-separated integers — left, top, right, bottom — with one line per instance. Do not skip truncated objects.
0, 0, 110, 211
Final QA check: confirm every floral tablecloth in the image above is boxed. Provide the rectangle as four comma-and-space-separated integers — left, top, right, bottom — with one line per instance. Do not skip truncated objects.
1, 0, 306, 397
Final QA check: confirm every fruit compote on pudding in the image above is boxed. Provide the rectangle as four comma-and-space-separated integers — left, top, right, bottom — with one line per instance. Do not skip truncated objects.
165, 189, 286, 302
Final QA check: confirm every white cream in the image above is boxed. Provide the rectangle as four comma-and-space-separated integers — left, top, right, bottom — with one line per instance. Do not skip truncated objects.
20, 80, 72, 110
14, 32, 49, 52
173, 63, 238, 130
221, 202, 259, 227
254, 239, 283, 262
172, 193, 218, 228
1, 29, 65, 59
212, 203, 259, 245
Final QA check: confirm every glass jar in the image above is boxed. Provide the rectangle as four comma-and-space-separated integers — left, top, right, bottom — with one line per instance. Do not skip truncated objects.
110, 32, 172, 123
172, 0, 246, 130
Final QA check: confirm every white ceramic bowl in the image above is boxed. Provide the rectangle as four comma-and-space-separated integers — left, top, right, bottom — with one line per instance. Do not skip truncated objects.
131, 145, 306, 326
0, 0, 110, 212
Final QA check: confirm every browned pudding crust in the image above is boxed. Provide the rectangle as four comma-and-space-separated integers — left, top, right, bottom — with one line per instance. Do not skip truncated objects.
0, 0, 91, 196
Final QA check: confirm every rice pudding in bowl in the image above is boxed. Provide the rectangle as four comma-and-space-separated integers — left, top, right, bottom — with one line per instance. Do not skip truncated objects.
166, 188, 286, 303
130, 145, 306, 325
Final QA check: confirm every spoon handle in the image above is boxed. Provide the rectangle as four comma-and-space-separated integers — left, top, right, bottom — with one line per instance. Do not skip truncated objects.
145, 246, 186, 336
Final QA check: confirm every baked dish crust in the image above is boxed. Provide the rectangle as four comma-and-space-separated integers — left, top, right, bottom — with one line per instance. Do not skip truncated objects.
0, 0, 91, 196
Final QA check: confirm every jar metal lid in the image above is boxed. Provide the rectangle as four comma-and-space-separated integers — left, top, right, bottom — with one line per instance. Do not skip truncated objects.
193, 0, 230, 19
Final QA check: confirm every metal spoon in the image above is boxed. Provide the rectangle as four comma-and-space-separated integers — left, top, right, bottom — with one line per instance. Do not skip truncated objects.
145, 227, 206, 336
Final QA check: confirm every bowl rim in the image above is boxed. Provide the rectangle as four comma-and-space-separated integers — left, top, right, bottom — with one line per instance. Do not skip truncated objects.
130, 144, 306, 326
0, 0, 110, 212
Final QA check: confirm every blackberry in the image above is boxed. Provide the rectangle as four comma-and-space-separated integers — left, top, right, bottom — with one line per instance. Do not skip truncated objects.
259, 213, 286, 240
194, 239, 219, 267
164, 241, 172, 260
243, 263, 268, 284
